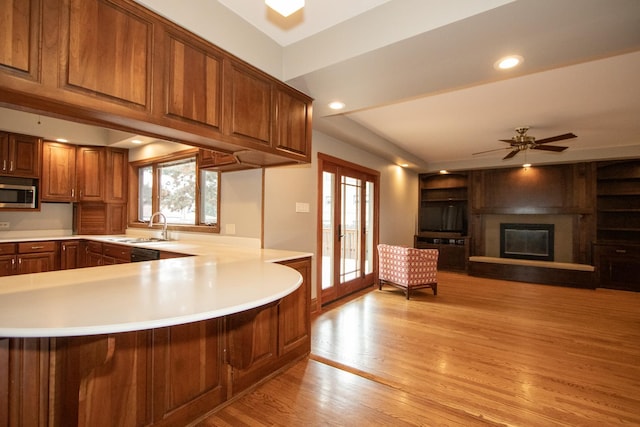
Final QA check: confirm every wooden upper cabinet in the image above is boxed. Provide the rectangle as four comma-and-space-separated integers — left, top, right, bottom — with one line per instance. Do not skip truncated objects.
0, 0, 40, 80
76, 146, 127, 203
64, 0, 151, 107
41, 141, 77, 202
224, 61, 272, 146
165, 34, 223, 130
76, 146, 105, 201
105, 147, 128, 203
0, 132, 41, 177
274, 87, 312, 160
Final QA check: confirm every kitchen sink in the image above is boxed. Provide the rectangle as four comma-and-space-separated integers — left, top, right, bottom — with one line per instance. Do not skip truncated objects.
107, 237, 169, 244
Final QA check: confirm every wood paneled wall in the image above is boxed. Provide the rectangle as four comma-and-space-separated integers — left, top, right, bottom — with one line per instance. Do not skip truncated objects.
469, 163, 596, 264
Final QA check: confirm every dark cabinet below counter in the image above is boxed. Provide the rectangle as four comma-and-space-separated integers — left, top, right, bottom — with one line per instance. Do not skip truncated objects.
594, 243, 640, 291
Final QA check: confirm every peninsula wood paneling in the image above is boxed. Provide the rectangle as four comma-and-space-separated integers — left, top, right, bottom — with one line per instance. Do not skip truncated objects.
0, 338, 49, 427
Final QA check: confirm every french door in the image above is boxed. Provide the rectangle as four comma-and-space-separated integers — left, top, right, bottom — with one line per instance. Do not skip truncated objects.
318, 154, 379, 306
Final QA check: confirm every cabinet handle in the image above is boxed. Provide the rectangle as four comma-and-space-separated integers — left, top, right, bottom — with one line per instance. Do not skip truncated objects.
11, 258, 15, 269
615, 249, 627, 254
18, 258, 22, 265
71, 189, 75, 198
62, 244, 66, 251
30, 245, 45, 250
9, 160, 13, 172
2, 160, 5, 171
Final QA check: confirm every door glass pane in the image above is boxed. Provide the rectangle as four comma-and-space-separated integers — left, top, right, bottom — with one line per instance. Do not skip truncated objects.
340, 175, 361, 283
365, 180, 374, 275
322, 171, 335, 290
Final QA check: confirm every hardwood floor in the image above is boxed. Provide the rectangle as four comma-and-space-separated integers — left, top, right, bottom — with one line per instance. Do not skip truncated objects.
196, 272, 640, 426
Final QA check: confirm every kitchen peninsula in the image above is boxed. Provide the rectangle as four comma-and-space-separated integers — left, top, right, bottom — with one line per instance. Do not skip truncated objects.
0, 237, 312, 426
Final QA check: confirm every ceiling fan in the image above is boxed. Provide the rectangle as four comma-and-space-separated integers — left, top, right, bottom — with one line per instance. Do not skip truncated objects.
474, 126, 577, 160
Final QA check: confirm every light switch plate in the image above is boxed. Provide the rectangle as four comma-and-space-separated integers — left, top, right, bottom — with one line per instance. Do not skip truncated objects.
295, 202, 310, 213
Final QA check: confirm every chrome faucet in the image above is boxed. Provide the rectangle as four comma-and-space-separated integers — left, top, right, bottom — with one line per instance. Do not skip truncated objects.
149, 212, 168, 240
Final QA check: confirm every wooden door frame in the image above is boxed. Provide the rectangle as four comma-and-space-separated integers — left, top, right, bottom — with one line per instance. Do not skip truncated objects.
316, 153, 380, 309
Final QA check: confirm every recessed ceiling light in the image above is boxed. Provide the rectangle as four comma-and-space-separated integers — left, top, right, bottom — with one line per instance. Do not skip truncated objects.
131, 139, 143, 144
522, 163, 532, 168
399, 163, 409, 168
495, 55, 524, 70
328, 101, 345, 110
56, 138, 68, 143
265, 0, 304, 17
439, 170, 449, 174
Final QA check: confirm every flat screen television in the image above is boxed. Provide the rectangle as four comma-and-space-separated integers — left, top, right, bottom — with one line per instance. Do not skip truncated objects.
420, 204, 466, 234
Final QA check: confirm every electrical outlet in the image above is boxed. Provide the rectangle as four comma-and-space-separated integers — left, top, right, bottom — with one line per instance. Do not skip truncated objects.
0, 222, 9, 229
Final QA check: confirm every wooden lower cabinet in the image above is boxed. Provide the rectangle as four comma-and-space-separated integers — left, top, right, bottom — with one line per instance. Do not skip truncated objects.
0, 256, 311, 426
227, 257, 311, 395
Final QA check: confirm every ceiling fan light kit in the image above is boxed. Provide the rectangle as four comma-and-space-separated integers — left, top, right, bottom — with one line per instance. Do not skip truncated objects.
472, 126, 578, 160
265, 0, 304, 17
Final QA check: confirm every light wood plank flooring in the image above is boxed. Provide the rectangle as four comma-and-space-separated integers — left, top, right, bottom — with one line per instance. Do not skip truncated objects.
197, 272, 640, 426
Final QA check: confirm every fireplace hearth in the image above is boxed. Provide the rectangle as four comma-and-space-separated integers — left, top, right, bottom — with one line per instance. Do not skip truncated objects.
500, 223, 554, 261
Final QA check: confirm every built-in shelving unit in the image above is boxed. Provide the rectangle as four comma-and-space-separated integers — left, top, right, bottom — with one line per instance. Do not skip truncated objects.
596, 160, 640, 242
594, 160, 640, 291
416, 172, 469, 271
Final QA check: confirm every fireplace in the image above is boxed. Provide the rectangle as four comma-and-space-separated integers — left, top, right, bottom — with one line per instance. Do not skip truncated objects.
500, 223, 554, 261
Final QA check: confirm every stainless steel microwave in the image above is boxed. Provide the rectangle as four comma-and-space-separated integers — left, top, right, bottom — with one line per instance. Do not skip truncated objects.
0, 184, 36, 208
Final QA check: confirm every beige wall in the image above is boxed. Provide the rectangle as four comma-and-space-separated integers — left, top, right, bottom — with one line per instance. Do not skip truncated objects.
263, 130, 418, 299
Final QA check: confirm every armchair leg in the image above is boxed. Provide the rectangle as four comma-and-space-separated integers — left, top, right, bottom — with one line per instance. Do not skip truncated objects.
432, 283, 437, 296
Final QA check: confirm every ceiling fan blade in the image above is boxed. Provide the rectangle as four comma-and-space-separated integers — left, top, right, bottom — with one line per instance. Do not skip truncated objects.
535, 133, 577, 144
532, 145, 568, 152
503, 149, 519, 160
499, 139, 514, 143
472, 147, 511, 155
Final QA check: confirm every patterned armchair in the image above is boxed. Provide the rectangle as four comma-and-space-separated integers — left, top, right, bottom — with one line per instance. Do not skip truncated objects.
377, 244, 439, 299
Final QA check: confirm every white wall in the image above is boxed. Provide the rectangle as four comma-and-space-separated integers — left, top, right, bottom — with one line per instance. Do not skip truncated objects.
0, 203, 73, 238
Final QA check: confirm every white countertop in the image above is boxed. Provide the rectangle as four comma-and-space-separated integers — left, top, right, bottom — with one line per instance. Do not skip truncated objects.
0, 235, 311, 338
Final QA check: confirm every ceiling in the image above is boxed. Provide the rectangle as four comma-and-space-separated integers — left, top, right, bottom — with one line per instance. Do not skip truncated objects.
219, 0, 640, 172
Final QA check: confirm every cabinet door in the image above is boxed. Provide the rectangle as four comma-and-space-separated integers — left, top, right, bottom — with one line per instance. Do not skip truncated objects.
151, 319, 226, 424
0, 0, 40, 80
17, 252, 55, 274
105, 148, 128, 203
223, 62, 272, 146
0, 255, 17, 276
5, 134, 41, 177
165, 35, 222, 130
274, 88, 311, 160
64, 0, 151, 108
277, 257, 311, 358
227, 303, 279, 394
77, 147, 105, 201
41, 141, 77, 202
60, 240, 80, 270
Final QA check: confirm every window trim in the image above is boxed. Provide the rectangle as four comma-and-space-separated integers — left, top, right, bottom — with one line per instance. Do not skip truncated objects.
128, 148, 221, 233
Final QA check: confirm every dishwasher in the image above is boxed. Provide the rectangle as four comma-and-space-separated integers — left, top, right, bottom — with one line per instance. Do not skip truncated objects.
130, 247, 161, 262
